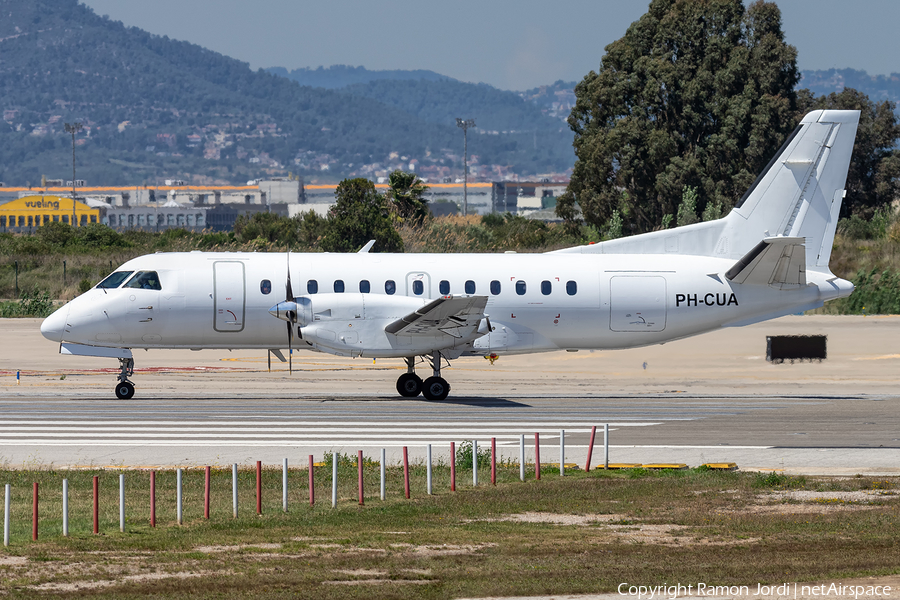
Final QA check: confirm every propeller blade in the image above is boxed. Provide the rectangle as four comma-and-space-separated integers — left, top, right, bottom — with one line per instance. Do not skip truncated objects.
285, 252, 293, 301
287, 321, 293, 374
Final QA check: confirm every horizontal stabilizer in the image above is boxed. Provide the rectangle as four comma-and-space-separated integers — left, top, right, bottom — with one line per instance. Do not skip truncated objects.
385, 295, 488, 338
725, 237, 806, 289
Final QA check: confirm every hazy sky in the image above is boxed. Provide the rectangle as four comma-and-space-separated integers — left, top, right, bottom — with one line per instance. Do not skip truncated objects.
81, 0, 900, 91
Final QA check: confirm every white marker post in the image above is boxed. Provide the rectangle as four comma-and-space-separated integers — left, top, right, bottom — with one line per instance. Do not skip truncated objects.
519, 434, 525, 481
62, 479, 69, 537
331, 452, 338, 509
176, 469, 183, 525
472, 440, 478, 487
232, 464, 238, 518
119, 474, 125, 532
380, 449, 386, 501
282, 458, 288, 513
560, 429, 565, 476
426, 444, 433, 495
3, 484, 9, 547
604, 423, 609, 470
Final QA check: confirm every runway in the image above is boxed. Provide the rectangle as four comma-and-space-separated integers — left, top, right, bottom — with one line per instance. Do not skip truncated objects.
1, 316, 898, 473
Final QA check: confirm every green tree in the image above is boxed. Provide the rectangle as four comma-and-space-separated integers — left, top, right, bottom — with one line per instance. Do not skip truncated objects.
386, 170, 431, 224
232, 212, 297, 245
557, 0, 799, 235
320, 178, 404, 253
796, 88, 900, 219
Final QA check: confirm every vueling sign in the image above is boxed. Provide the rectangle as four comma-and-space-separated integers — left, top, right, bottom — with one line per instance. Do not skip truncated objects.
23, 198, 60, 210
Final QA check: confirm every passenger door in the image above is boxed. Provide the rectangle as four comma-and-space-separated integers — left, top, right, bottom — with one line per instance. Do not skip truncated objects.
213, 261, 246, 333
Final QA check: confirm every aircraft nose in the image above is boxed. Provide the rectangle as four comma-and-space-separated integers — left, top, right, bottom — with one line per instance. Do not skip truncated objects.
40, 304, 69, 343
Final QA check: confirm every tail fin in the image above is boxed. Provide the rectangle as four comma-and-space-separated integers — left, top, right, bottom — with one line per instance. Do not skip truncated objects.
728, 110, 859, 269
551, 109, 860, 270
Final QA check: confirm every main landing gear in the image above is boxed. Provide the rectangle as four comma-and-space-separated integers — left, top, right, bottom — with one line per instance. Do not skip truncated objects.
115, 357, 135, 400
396, 352, 450, 400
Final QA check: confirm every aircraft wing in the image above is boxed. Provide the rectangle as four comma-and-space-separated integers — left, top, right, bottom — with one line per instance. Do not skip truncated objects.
385, 295, 488, 338
725, 237, 806, 289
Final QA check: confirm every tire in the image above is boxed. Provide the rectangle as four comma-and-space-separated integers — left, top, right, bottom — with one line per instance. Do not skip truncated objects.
396, 373, 423, 397
115, 381, 135, 400
421, 376, 450, 401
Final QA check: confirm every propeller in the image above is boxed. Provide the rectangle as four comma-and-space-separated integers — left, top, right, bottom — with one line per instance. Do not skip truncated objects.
285, 252, 294, 374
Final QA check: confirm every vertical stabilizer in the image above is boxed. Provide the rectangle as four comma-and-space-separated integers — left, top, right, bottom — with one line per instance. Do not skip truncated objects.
728, 110, 859, 269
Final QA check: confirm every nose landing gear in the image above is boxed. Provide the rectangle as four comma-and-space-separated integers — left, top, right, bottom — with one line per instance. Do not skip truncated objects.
115, 357, 135, 400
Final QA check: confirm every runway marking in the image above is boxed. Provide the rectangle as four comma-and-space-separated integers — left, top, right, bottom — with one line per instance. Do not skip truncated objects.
0, 441, 775, 448
0, 421, 660, 433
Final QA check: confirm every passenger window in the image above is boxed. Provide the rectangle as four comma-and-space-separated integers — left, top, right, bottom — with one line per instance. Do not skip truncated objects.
260, 279, 272, 295
465, 280, 476, 294
413, 280, 424, 295
98, 271, 134, 289
541, 280, 552, 295
124, 271, 162, 290
515, 280, 526, 295
359, 280, 370, 293
334, 280, 345, 293
439, 280, 450, 295
307, 280, 318, 294
490, 280, 501, 295
566, 281, 577, 296
385, 280, 396, 295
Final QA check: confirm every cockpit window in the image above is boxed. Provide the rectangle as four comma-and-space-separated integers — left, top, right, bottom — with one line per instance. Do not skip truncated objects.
124, 271, 162, 290
97, 271, 134, 289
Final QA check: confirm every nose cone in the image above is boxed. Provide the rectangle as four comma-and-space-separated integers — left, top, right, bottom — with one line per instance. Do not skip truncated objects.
41, 304, 69, 343
268, 301, 297, 323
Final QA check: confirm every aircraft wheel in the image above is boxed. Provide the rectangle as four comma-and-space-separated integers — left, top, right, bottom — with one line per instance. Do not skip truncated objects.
422, 376, 450, 401
115, 381, 135, 400
396, 373, 423, 397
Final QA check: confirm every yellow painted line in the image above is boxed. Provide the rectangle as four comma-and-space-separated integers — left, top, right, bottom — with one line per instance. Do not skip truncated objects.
596, 463, 642, 470
703, 462, 738, 470
546, 462, 580, 469
642, 463, 688, 470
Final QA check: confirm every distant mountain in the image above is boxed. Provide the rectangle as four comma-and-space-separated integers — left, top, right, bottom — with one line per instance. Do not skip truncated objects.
266, 65, 454, 89
0, 0, 572, 186
340, 79, 567, 133
800, 69, 900, 108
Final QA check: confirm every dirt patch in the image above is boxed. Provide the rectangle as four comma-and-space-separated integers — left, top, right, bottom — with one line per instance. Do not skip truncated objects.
475, 512, 626, 526
764, 490, 897, 502
729, 503, 882, 515
31, 571, 207, 592
0, 556, 28, 566
334, 569, 388, 577
389, 543, 496, 556
194, 543, 282, 553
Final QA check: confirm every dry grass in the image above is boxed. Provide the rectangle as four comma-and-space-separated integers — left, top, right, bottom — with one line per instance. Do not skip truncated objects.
0, 468, 897, 598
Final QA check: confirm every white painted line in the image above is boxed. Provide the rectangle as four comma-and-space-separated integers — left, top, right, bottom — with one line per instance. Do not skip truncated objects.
0, 441, 775, 448
0, 427, 618, 434
0, 420, 663, 427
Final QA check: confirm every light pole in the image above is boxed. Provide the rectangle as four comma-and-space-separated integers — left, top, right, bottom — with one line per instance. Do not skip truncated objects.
64, 122, 83, 227
456, 118, 475, 216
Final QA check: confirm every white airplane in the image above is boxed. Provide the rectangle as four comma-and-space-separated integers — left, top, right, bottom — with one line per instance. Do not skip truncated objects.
41, 110, 859, 401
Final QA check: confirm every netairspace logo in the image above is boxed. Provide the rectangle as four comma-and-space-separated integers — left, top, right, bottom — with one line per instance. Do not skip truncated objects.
617, 582, 892, 599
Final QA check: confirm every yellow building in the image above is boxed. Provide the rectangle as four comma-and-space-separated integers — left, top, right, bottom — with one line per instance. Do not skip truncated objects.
0, 195, 100, 231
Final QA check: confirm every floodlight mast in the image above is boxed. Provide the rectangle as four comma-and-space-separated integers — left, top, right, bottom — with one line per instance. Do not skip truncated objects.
64, 122, 83, 227
456, 118, 475, 216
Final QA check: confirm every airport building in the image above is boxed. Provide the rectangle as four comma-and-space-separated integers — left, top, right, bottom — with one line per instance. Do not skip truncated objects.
0, 195, 100, 231
0, 178, 568, 232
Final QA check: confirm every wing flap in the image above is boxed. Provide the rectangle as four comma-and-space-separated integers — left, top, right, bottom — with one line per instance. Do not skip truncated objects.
385, 295, 488, 338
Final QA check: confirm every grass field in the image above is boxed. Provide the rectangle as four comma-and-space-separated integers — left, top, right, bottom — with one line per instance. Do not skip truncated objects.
0, 464, 897, 598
